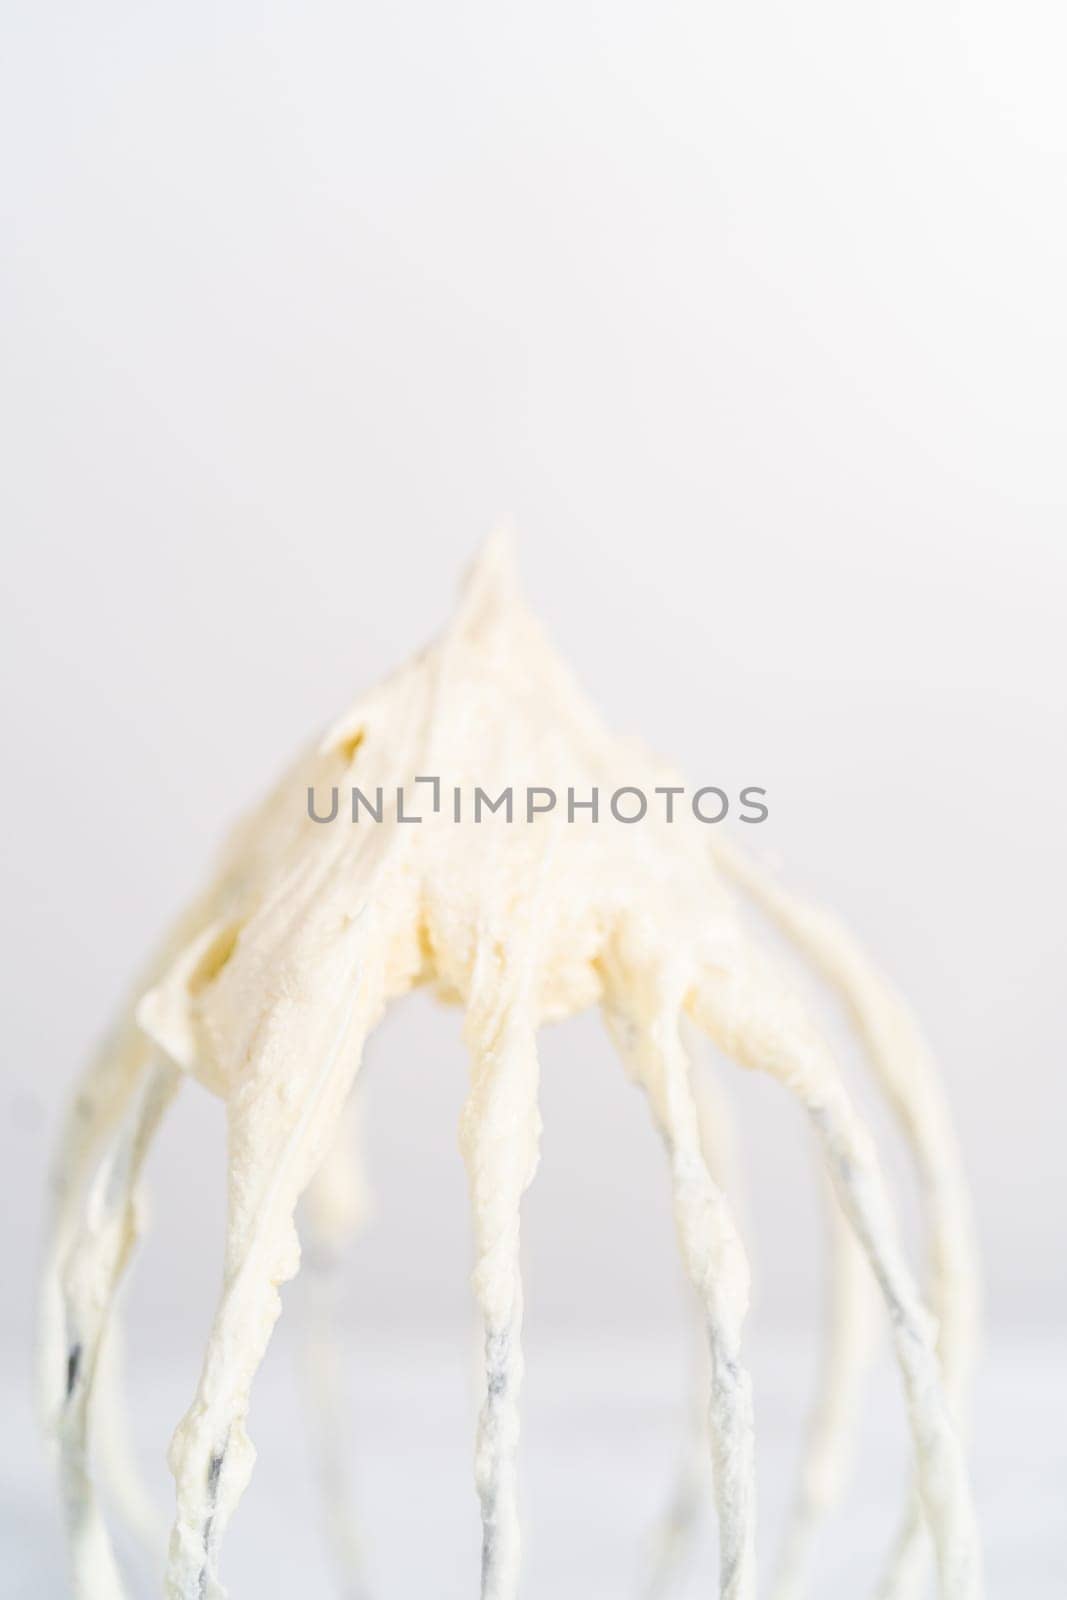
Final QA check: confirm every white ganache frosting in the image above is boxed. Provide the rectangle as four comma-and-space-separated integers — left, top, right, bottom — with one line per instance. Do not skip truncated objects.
40, 534, 982, 1600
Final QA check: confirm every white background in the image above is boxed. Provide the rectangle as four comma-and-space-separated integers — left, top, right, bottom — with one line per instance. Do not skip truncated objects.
2, 3, 1065, 1594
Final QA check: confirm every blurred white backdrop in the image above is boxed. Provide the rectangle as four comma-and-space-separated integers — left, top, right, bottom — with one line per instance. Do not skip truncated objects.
2, 3, 1065, 1594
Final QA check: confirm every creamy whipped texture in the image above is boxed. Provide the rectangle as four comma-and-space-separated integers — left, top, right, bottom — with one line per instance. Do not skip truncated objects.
40, 535, 982, 1600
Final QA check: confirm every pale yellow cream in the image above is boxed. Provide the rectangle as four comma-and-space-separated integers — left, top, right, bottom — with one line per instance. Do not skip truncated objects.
40, 535, 981, 1600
